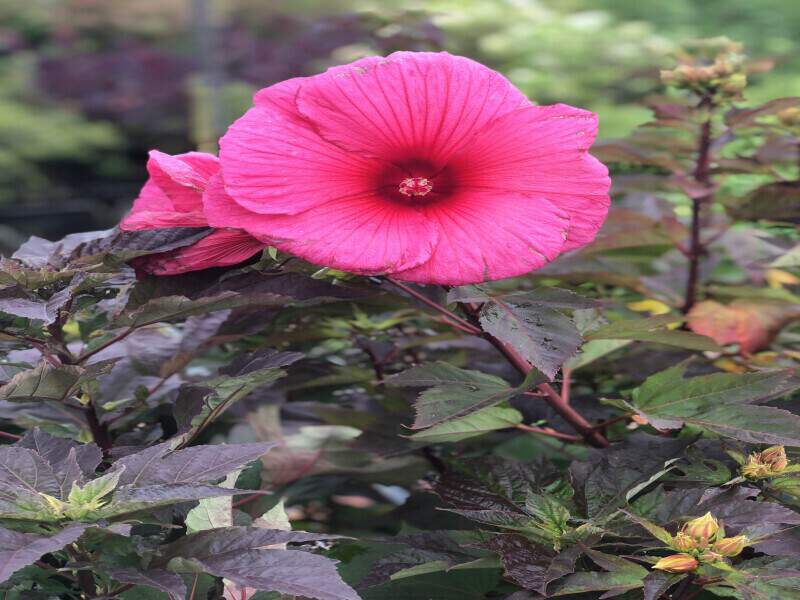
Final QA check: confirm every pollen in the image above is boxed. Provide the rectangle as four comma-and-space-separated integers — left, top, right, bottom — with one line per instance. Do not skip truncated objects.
399, 177, 433, 197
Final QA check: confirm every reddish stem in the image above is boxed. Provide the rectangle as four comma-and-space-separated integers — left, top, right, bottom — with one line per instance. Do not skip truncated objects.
515, 423, 582, 442
682, 95, 715, 314
0, 430, 22, 441
561, 367, 572, 405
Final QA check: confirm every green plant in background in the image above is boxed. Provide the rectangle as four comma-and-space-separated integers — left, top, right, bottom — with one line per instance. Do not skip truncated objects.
0, 56, 123, 205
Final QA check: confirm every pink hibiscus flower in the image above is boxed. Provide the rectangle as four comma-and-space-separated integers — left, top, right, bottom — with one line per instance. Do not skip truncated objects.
209, 51, 611, 285
120, 150, 266, 275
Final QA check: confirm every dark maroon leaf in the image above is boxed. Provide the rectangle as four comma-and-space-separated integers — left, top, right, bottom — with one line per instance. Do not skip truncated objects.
114, 442, 275, 487
158, 527, 356, 600
104, 567, 187, 600
0, 524, 89, 583
0, 446, 60, 497
481, 533, 553, 591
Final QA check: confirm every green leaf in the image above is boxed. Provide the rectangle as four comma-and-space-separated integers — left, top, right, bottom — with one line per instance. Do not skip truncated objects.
478, 291, 588, 379
564, 339, 631, 371
684, 405, 800, 446
583, 547, 649, 578
623, 511, 674, 545
409, 407, 523, 443
633, 364, 795, 416
67, 467, 123, 508
0, 359, 117, 403
550, 570, 646, 597
185, 469, 240, 533
524, 491, 570, 537
630, 365, 800, 443
174, 350, 301, 444
586, 314, 721, 351
387, 362, 528, 429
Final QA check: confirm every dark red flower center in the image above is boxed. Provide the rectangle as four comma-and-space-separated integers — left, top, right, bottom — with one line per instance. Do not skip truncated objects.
375, 158, 458, 204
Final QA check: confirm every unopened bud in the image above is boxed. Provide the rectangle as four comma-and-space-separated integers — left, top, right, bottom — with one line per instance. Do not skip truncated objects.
671, 532, 697, 552
713, 535, 749, 557
777, 107, 800, 127
699, 550, 724, 563
761, 445, 788, 470
742, 446, 790, 479
720, 73, 747, 95
682, 512, 719, 543
654, 553, 699, 573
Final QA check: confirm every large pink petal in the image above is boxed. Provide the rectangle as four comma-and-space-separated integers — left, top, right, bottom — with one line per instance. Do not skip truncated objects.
450, 104, 610, 251
253, 77, 306, 117
207, 176, 438, 274
295, 51, 529, 164
218, 105, 383, 215
132, 230, 265, 276
120, 180, 208, 231
147, 151, 219, 213
392, 191, 570, 285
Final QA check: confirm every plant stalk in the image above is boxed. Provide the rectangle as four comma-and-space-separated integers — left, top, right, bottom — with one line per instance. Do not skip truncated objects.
682, 95, 715, 314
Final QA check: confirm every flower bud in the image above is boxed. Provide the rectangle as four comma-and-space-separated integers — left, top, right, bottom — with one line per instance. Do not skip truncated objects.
671, 532, 697, 552
699, 550, 724, 563
653, 554, 699, 573
761, 445, 788, 470
742, 446, 790, 479
778, 107, 800, 127
682, 512, 719, 543
713, 535, 749, 557
720, 73, 747, 95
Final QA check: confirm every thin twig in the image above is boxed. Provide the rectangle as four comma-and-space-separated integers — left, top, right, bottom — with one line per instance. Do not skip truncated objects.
188, 573, 200, 600
84, 402, 113, 458
0, 430, 22, 441
561, 367, 572, 406
515, 423, 582, 442
384, 278, 482, 335
76, 327, 136, 364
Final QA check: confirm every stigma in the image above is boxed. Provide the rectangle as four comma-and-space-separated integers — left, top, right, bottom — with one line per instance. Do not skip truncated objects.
398, 177, 433, 197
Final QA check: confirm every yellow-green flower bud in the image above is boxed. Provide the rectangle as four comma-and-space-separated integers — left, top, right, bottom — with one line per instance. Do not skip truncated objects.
713, 535, 749, 557
699, 550, 724, 563
682, 512, 719, 543
742, 446, 791, 479
671, 532, 697, 552
777, 108, 800, 127
654, 554, 699, 573
761, 446, 788, 470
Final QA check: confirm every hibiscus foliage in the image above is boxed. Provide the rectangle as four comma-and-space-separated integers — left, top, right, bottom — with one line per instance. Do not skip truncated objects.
1, 40, 800, 600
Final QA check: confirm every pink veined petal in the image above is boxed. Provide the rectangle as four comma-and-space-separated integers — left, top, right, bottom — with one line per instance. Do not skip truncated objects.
219, 105, 383, 215
121, 179, 209, 231
391, 191, 571, 285
120, 210, 208, 231
450, 103, 610, 252
147, 150, 219, 213
253, 77, 306, 117
295, 51, 529, 164
211, 191, 439, 275
203, 172, 262, 228
122, 180, 171, 230
132, 229, 265, 276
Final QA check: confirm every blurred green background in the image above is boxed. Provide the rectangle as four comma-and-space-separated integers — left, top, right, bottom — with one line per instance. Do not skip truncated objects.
1, 0, 799, 251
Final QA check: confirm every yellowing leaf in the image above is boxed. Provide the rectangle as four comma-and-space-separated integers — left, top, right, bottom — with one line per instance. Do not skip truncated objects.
687, 300, 800, 353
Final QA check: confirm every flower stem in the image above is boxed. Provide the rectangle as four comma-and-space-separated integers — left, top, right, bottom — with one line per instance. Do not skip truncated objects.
682, 95, 716, 314
384, 279, 481, 335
